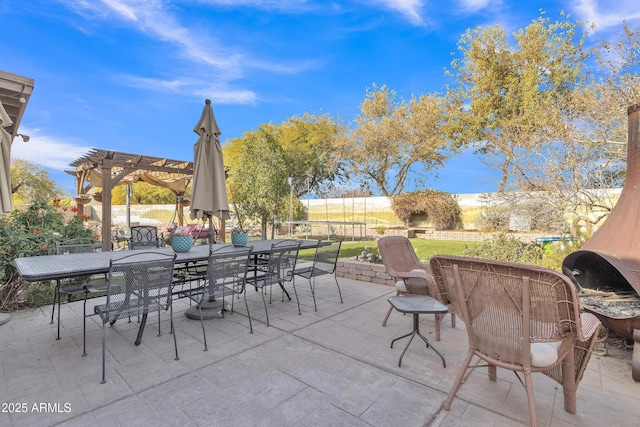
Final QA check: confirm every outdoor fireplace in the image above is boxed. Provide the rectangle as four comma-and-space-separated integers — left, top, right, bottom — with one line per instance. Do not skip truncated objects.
563, 103, 640, 380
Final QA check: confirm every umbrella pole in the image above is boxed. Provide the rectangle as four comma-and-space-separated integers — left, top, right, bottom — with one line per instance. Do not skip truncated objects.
208, 216, 215, 244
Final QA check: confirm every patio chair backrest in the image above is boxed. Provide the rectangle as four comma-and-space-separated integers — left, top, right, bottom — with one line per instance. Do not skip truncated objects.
129, 226, 160, 249
312, 239, 342, 275
430, 255, 581, 363
265, 240, 302, 285
206, 244, 252, 297
103, 252, 176, 322
378, 236, 444, 299
56, 238, 103, 255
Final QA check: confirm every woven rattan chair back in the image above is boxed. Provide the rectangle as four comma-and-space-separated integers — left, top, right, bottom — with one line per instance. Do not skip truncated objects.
430, 255, 602, 426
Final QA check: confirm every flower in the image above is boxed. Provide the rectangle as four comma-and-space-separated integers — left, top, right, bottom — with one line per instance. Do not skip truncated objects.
171, 226, 192, 236
33, 229, 42, 235
359, 245, 381, 263
231, 225, 244, 234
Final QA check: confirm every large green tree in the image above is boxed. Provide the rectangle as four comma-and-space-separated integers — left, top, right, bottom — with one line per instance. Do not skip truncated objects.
265, 113, 343, 198
226, 128, 290, 238
444, 14, 591, 192
10, 158, 64, 205
337, 84, 449, 196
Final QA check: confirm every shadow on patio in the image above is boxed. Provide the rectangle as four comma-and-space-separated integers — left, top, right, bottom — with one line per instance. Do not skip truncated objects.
1, 276, 638, 426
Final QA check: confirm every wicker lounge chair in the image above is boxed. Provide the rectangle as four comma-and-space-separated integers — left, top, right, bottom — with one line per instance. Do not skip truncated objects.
430, 255, 602, 427
378, 236, 455, 341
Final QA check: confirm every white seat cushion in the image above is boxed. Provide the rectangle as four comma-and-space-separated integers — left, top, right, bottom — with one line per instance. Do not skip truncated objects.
530, 341, 562, 367
395, 280, 407, 293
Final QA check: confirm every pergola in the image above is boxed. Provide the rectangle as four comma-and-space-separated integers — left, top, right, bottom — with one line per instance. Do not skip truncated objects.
68, 149, 194, 251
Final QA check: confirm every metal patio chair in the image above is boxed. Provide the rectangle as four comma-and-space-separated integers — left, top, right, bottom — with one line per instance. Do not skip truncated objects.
293, 239, 343, 311
86, 252, 178, 384
430, 255, 602, 427
249, 239, 302, 331
174, 244, 252, 349
128, 225, 162, 249
378, 236, 455, 341
51, 238, 105, 340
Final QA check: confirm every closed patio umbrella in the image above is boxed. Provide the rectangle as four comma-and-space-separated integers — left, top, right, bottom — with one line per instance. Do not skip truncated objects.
0, 101, 13, 213
190, 99, 230, 242
186, 99, 231, 320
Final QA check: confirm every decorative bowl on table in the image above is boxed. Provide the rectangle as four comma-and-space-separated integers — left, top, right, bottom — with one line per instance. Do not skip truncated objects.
171, 235, 193, 253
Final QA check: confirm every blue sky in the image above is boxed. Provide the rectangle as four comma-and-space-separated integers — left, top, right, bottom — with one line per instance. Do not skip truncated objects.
3, 0, 639, 196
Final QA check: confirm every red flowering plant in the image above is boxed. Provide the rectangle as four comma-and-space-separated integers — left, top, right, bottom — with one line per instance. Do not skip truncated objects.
0, 201, 94, 310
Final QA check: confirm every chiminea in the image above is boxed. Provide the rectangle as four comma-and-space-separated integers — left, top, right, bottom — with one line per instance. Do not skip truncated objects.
563, 103, 640, 380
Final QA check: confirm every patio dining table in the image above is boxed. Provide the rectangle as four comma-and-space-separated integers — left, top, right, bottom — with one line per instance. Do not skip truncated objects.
13, 239, 321, 344
13, 239, 320, 282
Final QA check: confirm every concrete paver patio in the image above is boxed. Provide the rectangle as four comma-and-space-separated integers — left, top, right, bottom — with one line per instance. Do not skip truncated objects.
1, 275, 639, 426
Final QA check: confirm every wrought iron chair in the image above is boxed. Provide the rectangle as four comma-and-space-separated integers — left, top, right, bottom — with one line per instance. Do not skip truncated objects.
429, 255, 602, 427
128, 225, 162, 249
86, 252, 178, 384
174, 245, 252, 349
51, 238, 105, 340
293, 239, 343, 311
249, 240, 302, 331
378, 236, 455, 341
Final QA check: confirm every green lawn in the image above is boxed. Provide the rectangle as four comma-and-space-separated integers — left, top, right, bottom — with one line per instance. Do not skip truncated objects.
338, 238, 479, 262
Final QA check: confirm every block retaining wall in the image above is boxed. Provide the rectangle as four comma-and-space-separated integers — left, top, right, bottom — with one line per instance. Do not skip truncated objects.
336, 258, 395, 287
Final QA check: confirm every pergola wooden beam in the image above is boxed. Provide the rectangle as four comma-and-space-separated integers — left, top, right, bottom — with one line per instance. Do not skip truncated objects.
69, 149, 195, 251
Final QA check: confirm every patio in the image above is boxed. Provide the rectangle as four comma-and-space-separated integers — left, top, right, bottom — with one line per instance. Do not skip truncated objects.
1, 275, 638, 426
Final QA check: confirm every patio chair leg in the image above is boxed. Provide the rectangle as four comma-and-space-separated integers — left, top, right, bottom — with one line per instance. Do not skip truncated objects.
334, 275, 343, 303
171, 304, 179, 360
82, 294, 88, 356
308, 277, 317, 312
382, 291, 401, 326
261, 291, 270, 326
244, 291, 253, 334
50, 282, 59, 325
101, 323, 107, 384
291, 278, 301, 315
198, 297, 208, 351
56, 290, 62, 340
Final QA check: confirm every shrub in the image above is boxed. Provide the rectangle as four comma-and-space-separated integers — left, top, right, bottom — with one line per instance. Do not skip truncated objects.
391, 190, 462, 230
0, 200, 94, 310
461, 233, 544, 265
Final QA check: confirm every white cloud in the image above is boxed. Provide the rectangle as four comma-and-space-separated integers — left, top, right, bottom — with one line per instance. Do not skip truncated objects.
458, 0, 492, 13
56, 0, 317, 105
370, 0, 425, 25
573, 0, 640, 31
10, 129, 91, 170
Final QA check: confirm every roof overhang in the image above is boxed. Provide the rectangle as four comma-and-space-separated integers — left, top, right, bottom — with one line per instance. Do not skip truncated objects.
0, 70, 34, 141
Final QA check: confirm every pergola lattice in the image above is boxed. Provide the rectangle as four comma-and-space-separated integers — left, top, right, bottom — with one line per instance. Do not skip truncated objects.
68, 149, 194, 251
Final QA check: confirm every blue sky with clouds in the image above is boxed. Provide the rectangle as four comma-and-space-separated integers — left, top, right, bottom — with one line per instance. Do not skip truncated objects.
3, 0, 639, 195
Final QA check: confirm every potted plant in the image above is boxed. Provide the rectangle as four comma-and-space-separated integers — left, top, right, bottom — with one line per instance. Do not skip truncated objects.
230, 225, 248, 247
230, 187, 249, 246
169, 226, 193, 253
74, 194, 91, 205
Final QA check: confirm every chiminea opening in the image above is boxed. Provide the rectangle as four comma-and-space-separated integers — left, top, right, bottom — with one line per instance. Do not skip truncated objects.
563, 251, 636, 295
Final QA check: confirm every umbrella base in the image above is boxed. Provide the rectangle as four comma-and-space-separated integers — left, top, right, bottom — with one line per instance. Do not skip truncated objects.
184, 299, 227, 320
